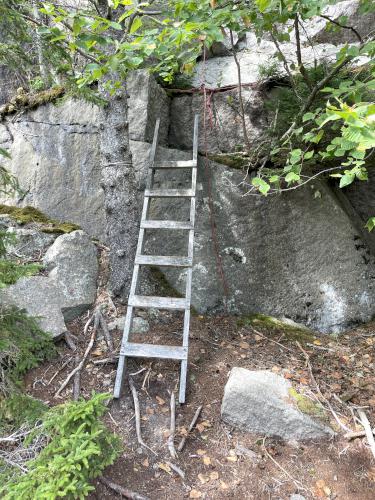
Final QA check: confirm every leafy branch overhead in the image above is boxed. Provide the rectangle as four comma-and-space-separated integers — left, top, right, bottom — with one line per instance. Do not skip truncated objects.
0, 0, 374, 230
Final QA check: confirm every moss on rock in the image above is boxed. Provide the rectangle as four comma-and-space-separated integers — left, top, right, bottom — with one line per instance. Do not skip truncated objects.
0, 205, 80, 234
288, 387, 326, 419
237, 313, 317, 343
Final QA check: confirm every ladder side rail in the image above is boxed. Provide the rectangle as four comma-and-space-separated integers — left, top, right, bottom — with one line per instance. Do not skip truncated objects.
180, 116, 199, 403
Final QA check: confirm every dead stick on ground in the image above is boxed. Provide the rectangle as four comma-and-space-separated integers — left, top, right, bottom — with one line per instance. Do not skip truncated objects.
92, 356, 119, 365
168, 391, 177, 459
177, 405, 203, 452
345, 428, 375, 440
99, 477, 149, 500
358, 410, 375, 459
47, 357, 72, 385
64, 332, 77, 351
166, 461, 185, 479
72, 354, 81, 401
98, 310, 114, 353
296, 341, 350, 433
262, 437, 306, 491
128, 377, 157, 455
54, 312, 99, 398
252, 328, 294, 352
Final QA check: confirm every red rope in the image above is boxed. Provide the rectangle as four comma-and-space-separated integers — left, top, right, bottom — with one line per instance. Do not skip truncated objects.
201, 46, 230, 309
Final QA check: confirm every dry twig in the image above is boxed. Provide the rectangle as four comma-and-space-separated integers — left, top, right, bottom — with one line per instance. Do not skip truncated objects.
296, 341, 349, 433
99, 476, 149, 500
358, 410, 375, 459
166, 461, 185, 479
177, 405, 203, 452
54, 312, 99, 398
168, 392, 177, 459
72, 354, 81, 401
128, 377, 156, 455
98, 310, 114, 353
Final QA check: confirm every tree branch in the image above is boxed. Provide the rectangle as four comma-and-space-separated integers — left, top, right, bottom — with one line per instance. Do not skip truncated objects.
320, 14, 363, 44
294, 14, 312, 89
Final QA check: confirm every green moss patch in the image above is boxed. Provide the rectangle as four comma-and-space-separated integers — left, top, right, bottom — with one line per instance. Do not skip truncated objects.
0, 260, 41, 288
237, 313, 317, 343
0, 86, 65, 118
289, 387, 326, 420
0, 205, 80, 234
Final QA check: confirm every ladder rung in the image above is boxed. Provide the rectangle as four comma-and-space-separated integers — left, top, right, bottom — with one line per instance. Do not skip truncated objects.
145, 189, 194, 198
135, 255, 192, 267
121, 342, 188, 360
129, 295, 189, 310
141, 220, 193, 230
153, 160, 197, 169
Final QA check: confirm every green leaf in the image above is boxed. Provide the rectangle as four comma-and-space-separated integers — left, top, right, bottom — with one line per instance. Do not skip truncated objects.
339, 173, 355, 188
365, 217, 375, 232
252, 176, 270, 195
285, 172, 300, 184
130, 17, 142, 34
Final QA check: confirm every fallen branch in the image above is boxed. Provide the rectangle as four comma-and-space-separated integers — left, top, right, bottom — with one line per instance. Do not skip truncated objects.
166, 461, 185, 479
92, 355, 119, 365
345, 428, 375, 440
64, 332, 77, 351
168, 392, 177, 459
128, 377, 156, 455
54, 312, 99, 398
177, 405, 203, 452
98, 310, 114, 353
296, 341, 349, 433
99, 476, 149, 500
358, 410, 375, 459
262, 437, 305, 491
72, 354, 81, 401
47, 357, 72, 385
251, 327, 294, 352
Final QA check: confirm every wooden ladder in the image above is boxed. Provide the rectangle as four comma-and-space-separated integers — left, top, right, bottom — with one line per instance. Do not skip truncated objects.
114, 115, 199, 404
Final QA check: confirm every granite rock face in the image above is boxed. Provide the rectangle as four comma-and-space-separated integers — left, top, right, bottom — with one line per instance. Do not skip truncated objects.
145, 152, 375, 333
0, 98, 105, 239
221, 368, 333, 441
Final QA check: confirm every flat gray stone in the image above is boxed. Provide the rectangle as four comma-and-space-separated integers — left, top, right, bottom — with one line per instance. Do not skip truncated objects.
0, 276, 67, 338
43, 230, 98, 321
221, 368, 334, 441
109, 315, 150, 334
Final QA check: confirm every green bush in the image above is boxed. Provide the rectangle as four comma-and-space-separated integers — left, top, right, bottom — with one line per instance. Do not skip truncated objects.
0, 306, 56, 395
0, 393, 122, 500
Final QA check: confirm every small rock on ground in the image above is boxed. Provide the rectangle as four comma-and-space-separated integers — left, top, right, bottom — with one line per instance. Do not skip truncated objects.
221, 367, 334, 441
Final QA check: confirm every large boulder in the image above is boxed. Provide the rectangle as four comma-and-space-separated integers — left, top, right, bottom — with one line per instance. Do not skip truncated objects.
43, 231, 98, 321
146, 154, 375, 333
0, 276, 68, 338
0, 230, 98, 338
221, 368, 333, 441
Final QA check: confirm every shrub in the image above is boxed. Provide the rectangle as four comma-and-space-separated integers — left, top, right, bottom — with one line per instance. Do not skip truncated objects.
0, 393, 122, 500
0, 306, 56, 396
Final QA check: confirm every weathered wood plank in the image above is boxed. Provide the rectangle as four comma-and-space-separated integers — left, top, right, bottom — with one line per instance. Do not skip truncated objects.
145, 188, 194, 198
129, 295, 189, 310
141, 220, 193, 230
153, 160, 197, 169
121, 342, 188, 360
135, 255, 192, 267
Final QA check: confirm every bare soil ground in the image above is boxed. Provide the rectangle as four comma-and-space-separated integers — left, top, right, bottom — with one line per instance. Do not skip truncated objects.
25, 308, 375, 500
